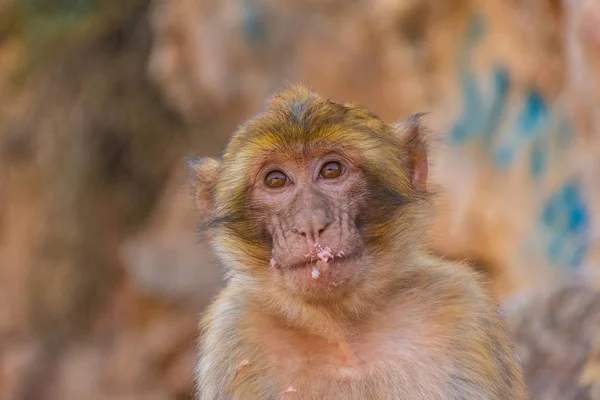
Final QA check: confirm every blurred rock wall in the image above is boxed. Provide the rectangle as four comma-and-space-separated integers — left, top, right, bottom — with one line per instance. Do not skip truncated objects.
429, 0, 600, 296
0, 0, 599, 399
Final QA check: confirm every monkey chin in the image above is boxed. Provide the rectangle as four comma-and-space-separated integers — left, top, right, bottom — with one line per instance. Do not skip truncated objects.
277, 257, 362, 298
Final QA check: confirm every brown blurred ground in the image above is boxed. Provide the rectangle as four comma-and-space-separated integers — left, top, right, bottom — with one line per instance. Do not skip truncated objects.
0, 0, 599, 399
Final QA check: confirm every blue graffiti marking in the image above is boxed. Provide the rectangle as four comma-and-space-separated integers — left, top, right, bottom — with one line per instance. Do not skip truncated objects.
540, 180, 590, 269
516, 90, 549, 138
481, 67, 510, 146
450, 65, 510, 146
450, 69, 483, 144
494, 89, 551, 169
450, 14, 510, 147
450, 14, 486, 144
449, 13, 575, 179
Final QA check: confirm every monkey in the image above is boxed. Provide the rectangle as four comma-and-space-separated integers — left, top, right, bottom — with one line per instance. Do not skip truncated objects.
189, 85, 527, 399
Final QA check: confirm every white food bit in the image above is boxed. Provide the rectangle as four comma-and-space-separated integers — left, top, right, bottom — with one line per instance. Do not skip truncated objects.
336, 250, 345, 257
283, 386, 297, 393
316, 247, 333, 262
311, 266, 320, 279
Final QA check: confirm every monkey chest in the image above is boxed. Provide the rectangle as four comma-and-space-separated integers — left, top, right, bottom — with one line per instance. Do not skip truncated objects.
253, 329, 450, 398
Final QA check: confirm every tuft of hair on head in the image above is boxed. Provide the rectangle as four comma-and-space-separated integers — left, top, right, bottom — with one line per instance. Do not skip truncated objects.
265, 83, 316, 108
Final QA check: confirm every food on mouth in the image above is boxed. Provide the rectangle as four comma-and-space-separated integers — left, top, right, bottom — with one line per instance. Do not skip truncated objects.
271, 244, 344, 279
316, 245, 333, 262
311, 266, 320, 279
311, 244, 334, 279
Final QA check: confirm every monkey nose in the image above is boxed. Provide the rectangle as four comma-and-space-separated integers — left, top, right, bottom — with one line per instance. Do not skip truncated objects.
291, 213, 330, 245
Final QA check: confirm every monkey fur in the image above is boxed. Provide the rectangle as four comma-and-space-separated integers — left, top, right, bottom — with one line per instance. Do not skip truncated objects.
189, 85, 527, 399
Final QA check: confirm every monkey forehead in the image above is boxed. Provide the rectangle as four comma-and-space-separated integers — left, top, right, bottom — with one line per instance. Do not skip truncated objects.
228, 118, 379, 153
222, 98, 406, 165
224, 85, 396, 155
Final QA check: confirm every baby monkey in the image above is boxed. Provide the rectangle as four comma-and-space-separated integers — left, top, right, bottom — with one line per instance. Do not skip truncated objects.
190, 85, 527, 399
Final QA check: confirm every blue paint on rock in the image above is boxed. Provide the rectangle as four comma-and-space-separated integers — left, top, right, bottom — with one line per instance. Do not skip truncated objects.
540, 180, 590, 269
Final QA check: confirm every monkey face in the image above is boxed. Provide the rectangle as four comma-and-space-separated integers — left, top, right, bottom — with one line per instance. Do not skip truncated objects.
250, 152, 369, 294
190, 85, 430, 300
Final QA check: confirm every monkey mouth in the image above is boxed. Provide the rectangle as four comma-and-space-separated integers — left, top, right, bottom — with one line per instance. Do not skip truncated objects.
287, 259, 324, 271
274, 249, 350, 271
271, 246, 362, 292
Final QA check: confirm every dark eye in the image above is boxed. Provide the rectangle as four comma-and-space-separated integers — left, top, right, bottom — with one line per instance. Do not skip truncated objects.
320, 161, 343, 179
265, 170, 287, 188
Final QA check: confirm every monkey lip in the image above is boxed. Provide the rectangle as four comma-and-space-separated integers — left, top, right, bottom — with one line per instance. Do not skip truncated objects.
276, 245, 347, 271
287, 260, 320, 270
283, 254, 352, 271
278, 253, 360, 293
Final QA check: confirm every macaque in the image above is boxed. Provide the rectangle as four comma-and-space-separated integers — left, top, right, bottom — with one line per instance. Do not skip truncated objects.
189, 85, 527, 399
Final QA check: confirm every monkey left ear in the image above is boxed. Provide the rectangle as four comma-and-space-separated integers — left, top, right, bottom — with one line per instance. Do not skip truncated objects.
393, 113, 429, 190
187, 157, 221, 221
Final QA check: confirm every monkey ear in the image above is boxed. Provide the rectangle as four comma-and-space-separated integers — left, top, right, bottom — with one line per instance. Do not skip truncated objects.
187, 157, 221, 220
393, 113, 429, 190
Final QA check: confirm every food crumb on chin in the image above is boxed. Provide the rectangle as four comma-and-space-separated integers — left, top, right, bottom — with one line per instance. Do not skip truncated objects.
316, 245, 333, 262
311, 265, 320, 279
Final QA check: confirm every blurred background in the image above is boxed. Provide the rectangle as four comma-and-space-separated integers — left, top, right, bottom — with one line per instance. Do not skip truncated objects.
1, 0, 599, 399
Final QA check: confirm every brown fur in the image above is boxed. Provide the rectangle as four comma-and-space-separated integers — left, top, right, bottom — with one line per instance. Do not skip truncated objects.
190, 85, 527, 399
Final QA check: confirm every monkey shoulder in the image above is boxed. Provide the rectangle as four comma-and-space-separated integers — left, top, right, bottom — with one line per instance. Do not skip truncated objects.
391, 258, 497, 324
387, 259, 527, 399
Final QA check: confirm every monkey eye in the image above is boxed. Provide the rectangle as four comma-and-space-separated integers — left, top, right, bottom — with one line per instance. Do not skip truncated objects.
265, 170, 288, 188
319, 161, 343, 179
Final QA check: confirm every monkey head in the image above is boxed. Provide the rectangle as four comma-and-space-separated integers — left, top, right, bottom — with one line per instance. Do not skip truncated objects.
190, 85, 430, 301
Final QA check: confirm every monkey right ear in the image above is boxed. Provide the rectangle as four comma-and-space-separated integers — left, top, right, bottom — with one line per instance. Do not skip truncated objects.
393, 113, 429, 191
187, 157, 221, 220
